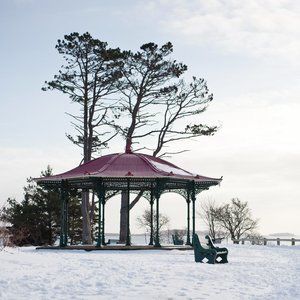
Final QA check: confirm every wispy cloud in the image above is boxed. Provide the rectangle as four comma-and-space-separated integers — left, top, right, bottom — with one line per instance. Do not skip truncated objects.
135, 0, 300, 64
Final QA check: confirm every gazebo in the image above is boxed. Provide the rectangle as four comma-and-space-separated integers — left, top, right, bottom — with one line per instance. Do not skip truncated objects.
35, 150, 222, 248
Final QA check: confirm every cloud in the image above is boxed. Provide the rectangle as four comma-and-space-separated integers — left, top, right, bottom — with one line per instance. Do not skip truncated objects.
135, 0, 300, 65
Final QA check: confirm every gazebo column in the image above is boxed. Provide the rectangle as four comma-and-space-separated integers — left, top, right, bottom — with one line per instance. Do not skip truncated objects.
154, 179, 162, 248
191, 181, 196, 245
95, 180, 104, 247
149, 188, 154, 246
126, 179, 131, 246
186, 188, 191, 246
59, 188, 64, 247
97, 193, 102, 247
59, 180, 68, 247
155, 195, 161, 247
101, 197, 106, 245
64, 194, 69, 246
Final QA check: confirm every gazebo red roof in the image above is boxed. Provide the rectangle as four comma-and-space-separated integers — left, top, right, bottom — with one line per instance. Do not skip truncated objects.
36, 152, 222, 184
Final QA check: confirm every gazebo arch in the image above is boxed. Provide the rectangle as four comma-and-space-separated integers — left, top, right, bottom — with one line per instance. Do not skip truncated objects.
35, 151, 222, 248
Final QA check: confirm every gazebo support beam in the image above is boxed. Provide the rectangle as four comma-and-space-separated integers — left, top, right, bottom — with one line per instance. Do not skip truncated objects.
155, 196, 161, 247
155, 179, 162, 247
186, 188, 191, 245
95, 180, 105, 247
97, 195, 102, 247
101, 199, 106, 245
191, 181, 196, 245
126, 180, 131, 246
149, 188, 154, 246
64, 194, 68, 246
59, 190, 64, 247
59, 180, 68, 247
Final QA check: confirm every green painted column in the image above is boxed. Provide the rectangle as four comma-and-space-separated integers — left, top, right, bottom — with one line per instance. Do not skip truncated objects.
97, 195, 102, 247
191, 181, 196, 245
155, 180, 161, 247
149, 188, 154, 246
59, 180, 67, 247
186, 188, 191, 245
59, 186, 64, 247
126, 179, 131, 246
63, 191, 69, 246
95, 180, 104, 247
101, 198, 106, 245
155, 196, 161, 247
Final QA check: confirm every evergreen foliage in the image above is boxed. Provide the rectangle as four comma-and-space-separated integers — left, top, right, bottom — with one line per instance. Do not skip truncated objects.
0, 167, 83, 246
42, 32, 123, 244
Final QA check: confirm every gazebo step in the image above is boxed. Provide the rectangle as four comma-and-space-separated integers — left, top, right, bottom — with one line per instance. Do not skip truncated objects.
36, 245, 194, 251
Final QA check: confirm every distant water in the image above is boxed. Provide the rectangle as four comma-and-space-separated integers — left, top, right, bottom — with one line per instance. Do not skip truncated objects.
104, 233, 173, 245
98, 233, 300, 246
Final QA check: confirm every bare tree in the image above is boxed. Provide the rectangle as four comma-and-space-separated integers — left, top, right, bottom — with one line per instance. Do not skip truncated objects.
152, 77, 217, 157
43, 37, 218, 244
114, 42, 217, 242
245, 232, 264, 245
43, 32, 122, 244
199, 199, 224, 240
213, 198, 258, 243
136, 209, 170, 244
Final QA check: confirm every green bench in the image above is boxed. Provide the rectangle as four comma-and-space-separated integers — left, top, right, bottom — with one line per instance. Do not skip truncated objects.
212, 237, 224, 244
172, 234, 184, 245
193, 234, 228, 264
107, 239, 119, 245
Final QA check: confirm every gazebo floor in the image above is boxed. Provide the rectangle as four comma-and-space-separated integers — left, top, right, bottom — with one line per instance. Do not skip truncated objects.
36, 245, 193, 251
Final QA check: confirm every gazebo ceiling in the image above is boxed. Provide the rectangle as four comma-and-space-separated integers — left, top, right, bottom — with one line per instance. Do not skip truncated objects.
35, 152, 222, 190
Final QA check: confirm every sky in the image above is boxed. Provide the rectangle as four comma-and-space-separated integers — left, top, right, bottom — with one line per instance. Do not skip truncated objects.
0, 0, 299, 236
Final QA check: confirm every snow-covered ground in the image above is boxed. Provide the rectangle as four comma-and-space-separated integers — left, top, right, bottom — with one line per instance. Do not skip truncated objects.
0, 244, 299, 299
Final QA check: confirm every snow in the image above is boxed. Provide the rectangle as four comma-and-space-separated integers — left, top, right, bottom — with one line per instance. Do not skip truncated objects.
150, 160, 192, 176
1, 244, 300, 299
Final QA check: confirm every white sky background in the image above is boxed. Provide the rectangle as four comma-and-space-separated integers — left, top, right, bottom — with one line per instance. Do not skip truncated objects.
0, 0, 299, 235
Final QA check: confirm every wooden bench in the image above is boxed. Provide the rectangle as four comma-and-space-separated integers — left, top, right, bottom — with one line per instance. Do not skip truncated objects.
172, 234, 184, 245
193, 234, 228, 264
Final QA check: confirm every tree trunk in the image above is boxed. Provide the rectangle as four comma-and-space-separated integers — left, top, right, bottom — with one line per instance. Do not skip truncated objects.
81, 191, 92, 244
119, 191, 143, 243
119, 191, 128, 243
231, 233, 239, 244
